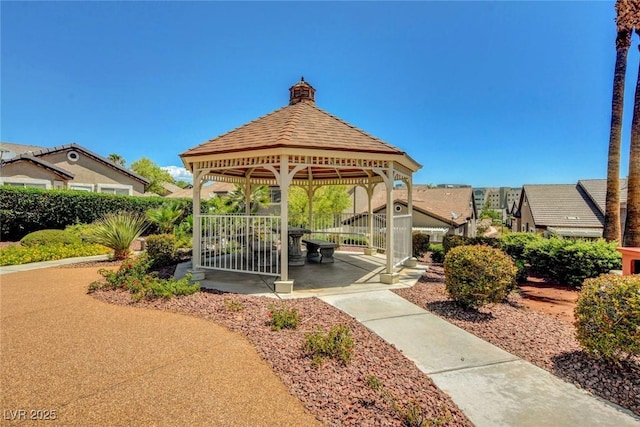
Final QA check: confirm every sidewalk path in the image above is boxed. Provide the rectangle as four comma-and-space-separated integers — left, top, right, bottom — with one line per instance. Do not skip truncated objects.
320, 290, 640, 427
1, 265, 320, 426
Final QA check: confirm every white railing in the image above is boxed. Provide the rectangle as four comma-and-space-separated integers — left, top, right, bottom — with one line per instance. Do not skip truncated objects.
288, 212, 387, 250
199, 214, 281, 276
393, 214, 411, 267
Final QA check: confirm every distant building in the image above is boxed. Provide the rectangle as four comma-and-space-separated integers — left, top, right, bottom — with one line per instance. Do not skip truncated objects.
473, 186, 522, 214
511, 179, 627, 239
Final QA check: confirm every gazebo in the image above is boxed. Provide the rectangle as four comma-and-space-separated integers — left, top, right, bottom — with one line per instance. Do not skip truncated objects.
180, 78, 421, 293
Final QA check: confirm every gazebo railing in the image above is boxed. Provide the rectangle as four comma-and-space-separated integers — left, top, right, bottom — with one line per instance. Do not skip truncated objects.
392, 214, 412, 267
289, 212, 387, 250
198, 214, 281, 276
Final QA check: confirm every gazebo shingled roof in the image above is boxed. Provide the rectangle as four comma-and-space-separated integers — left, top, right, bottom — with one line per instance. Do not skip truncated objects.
180, 78, 420, 185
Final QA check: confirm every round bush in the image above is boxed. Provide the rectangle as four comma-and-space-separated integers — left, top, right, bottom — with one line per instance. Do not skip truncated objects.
20, 229, 81, 247
145, 233, 177, 268
575, 274, 640, 363
444, 245, 517, 309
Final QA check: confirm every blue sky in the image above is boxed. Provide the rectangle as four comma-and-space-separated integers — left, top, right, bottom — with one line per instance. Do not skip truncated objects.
2, 1, 638, 187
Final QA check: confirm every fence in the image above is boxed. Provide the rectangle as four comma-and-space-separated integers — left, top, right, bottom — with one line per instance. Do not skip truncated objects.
392, 214, 412, 267
289, 212, 386, 250
198, 214, 281, 276
197, 211, 408, 274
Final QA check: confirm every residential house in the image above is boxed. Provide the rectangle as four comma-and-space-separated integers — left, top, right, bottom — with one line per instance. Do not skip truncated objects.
0, 142, 149, 196
511, 179, 627, 239
347, 185, 477, 242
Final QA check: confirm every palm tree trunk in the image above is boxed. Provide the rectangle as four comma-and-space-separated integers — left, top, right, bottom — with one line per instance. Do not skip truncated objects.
604, 28, 632, 242
623, 41, 640, 247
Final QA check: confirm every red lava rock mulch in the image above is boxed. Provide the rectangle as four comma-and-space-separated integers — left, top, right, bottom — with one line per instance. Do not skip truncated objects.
393, 264, 640, 417
91, 285, 471, 427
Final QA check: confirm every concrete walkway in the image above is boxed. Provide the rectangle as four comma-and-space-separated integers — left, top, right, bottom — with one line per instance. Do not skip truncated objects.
320, 290, 640, 427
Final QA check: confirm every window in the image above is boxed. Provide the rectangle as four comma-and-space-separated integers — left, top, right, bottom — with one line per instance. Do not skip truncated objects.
67, 151, 80, 162
0, 178, 50, 189
69, 184, 94, 192
98, 184, 132, 196
269, 187, 281, 204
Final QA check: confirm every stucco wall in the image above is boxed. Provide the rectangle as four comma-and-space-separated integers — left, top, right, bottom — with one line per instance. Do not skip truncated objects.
41, 150, 146, 195
1, 162, 61, 182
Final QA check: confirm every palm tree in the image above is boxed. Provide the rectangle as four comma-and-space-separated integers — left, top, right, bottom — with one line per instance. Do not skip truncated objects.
624, 37, 640, 247
146, 202, 185, 234
604, 0, 633, 242
225, 185, 270, 214
108, 153, 126, 167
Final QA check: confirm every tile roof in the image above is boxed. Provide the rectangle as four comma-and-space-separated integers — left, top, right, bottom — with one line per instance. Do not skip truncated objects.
578, 178, 628, 212
2, 155, 75, 180
165, 181, 235, 199
0, 142, 47, 159
523, 184, 604, 228
181, 101, 406, 158
369, 186, 476, 226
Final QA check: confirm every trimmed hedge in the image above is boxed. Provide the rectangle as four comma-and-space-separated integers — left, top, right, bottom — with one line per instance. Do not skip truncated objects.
412, 232, 430, 258
441, 233, 622, 288
0, 187, 211, 240
523, 237, 621, 287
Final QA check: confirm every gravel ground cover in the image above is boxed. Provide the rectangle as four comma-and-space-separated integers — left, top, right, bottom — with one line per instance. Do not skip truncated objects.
393, 265, 640, 417
91, 282, 471, 426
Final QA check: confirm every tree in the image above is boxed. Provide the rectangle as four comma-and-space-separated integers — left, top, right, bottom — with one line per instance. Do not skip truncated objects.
288, 185, 351, 227
604, 0, 633, 242
146, 202, 184, 234
224, 185, 270, 214
175, 180, 191, 189
130, 157, 174, 195
624, 36, 640, 246
107, 153, 126, 167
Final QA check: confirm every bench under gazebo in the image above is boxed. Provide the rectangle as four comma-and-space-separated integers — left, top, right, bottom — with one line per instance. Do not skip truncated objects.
180, 78, 421, 293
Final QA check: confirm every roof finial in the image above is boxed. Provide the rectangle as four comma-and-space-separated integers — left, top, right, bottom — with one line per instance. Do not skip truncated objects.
301, 76, 305, 82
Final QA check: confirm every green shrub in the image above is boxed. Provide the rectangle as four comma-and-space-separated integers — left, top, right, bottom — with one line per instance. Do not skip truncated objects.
0, 242, 111, 266
88, 211, 148, 260
146, 202, 184, 234
444, 245, 517, 309
20, 229, 81, 247
430, 244, 445, 264
303, 324, 354, 367
0, 186, 210, 241
65, 223, 99, 242
524, 238, 621, 287
574, 274, 640, 363
145, 233, 177, 268
268, 304, 300, 331
224, 298, 244, 312
514, 259, 528, 284
499, 232, 541, 261
412, 232, 430, 258
442, 235, 500, 254
88, 253, 200, 301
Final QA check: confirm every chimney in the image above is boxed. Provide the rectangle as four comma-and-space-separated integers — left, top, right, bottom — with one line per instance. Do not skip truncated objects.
288, 76, 315, 105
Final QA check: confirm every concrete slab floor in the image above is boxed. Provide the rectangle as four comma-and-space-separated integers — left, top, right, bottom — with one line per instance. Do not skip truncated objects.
177, 252, 427, 299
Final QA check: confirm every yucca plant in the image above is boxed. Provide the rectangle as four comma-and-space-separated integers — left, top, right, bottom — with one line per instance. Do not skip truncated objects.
89, 211, 149, 260
146, 202, 184, 234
